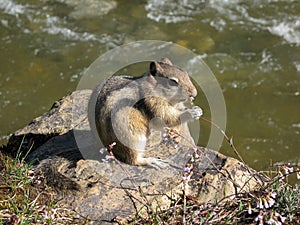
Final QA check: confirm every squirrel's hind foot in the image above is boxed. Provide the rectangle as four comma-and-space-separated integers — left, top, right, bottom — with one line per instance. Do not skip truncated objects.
136, 156, 169, 169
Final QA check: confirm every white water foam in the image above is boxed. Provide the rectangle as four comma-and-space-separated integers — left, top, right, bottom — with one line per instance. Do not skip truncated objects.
208, 0, 300, 45
0, 0, 26, 16
145, 0, 300, 46
268, 19, 300, 46
145, 0, 206, 23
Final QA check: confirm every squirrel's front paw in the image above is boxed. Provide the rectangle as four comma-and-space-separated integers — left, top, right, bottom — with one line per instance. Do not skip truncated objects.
188, 106, 203, 120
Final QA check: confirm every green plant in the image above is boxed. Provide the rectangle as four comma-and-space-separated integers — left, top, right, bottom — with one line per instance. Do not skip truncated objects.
0, 149, 84, 224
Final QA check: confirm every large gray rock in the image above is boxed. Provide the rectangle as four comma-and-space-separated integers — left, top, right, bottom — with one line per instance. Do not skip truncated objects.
2, 90, 266, 223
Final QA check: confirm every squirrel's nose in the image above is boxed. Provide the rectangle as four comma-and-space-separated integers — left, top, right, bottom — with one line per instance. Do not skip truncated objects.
190, 88, 197, 98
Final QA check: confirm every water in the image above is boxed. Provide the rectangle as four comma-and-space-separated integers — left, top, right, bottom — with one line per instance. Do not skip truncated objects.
0, 0, 299, 173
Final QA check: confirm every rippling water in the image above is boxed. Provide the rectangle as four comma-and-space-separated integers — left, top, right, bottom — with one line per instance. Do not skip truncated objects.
0, 0, 299, 173
147, 0, 300, 46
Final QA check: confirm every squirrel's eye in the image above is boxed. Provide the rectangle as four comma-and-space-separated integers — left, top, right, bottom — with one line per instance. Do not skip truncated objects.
169, 77, 179, 86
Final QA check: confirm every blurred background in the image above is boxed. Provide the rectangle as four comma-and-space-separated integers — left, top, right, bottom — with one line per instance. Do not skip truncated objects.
0, 0, 299, 173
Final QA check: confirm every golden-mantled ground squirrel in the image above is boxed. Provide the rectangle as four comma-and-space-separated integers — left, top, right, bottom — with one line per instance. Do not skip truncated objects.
95, 58, 202, 168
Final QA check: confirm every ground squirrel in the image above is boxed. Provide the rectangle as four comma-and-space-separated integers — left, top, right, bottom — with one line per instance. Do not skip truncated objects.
94, 58, 202, 168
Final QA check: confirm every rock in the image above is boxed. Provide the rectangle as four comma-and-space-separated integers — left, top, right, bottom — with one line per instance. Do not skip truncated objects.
2, 90, 92, 163
58, 0, 117, 19
1, 89, 266, 223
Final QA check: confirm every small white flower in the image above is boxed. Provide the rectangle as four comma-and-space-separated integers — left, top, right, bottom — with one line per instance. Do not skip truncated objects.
268, 197, 275, 207
263, 198, 269, 208
182, 175, 191, 181
283, 166, 294, 175
110, 142, 116, 148
267, 218, 276, 224
184, 167, 191, 173
297, 171, 300, 180
255, 214, 264, 222
194, 153, 200, 159
248, 203, 252, 215
267, 216, 282, 225
99, 147, 106, 154
257, 198, 264, 209
102, 155, 114, 162
271, 191, 277, 199
288, 167, 294, 173
280, 216, 286, 222
283, 167, 289, 174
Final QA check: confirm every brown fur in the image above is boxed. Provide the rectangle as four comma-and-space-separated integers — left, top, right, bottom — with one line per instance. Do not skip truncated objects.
94, 58, 202, 167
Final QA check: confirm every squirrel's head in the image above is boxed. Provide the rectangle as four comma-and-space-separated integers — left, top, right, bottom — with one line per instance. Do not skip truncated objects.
147, 58, 197, 104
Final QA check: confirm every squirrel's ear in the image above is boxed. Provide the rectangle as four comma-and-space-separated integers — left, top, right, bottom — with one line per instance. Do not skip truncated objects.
160, 57, 173, 65
150, 61, 162, 76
